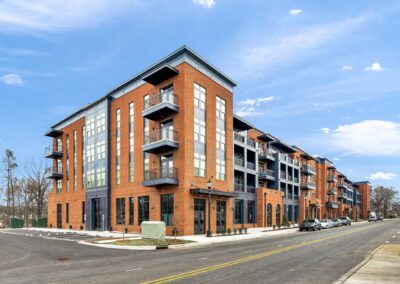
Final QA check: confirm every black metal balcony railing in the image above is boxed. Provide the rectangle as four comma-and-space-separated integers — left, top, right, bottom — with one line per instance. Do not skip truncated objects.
234, 183, 244, 192
143, 167, 178, 181
45, 145, 63, 159
144, 92, 178, 110
45, 167, 63, 179
144, 128, 178, 145
247, 161, 256, 170
234, 156, 244, 167
327, 189, 337, 195
234, 132, 245, 143
294, 195, 299, 200
247, 139, 256, 148
287, 193, 293, 199
247, 185, 256, 193
301, 164, 317, 174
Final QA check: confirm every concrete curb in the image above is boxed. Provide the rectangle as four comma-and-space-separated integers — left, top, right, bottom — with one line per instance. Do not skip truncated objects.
333, 244, 385, 284
79, 240, 157, 250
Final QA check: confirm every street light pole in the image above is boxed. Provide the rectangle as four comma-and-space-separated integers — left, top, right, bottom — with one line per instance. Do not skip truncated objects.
206, 178, 212, 237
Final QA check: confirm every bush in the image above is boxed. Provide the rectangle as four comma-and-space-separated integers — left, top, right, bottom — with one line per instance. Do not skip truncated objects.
234, 228, 237, 235
244, 227, 247, 234
239, 227, 243, 234
227, 228, 232, 235
11, 218, 24, 228
37, 218, 47, 228
273, 224, 276, 230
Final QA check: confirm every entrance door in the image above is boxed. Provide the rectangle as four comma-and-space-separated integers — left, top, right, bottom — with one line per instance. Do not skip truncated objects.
56, 204, 62, 229
161, 119, 174, 141
194, 199, 206, 235
216, 201, 226, 233
161, 154, 174, 177
267, 203, 272, 227
92, 198, 102, 231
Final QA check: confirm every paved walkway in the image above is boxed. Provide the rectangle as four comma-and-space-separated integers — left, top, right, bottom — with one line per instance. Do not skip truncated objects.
339, 244, 400, 283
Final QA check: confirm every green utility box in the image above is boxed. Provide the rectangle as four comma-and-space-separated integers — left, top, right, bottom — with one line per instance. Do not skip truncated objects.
141, 221, 166, 240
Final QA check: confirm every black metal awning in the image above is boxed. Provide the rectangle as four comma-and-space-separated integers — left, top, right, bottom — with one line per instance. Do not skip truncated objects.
142, 65, 179, 86
301, 153, 316, 161
190, 188, 237, 198
258, 133, 275, 142
45, 129, 63, 137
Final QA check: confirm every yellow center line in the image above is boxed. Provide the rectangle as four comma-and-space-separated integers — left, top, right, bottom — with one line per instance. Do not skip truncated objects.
141, 224, 384, 284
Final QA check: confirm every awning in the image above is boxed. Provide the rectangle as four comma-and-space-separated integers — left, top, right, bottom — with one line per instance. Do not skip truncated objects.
190, 188, 237, 198
142, 65, 179, 86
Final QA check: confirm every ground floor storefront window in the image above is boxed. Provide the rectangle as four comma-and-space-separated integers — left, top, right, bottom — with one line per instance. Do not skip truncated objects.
139, 196, 149, 224
161, 194, 174, 226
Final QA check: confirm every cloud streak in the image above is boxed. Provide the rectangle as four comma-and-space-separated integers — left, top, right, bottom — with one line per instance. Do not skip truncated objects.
366, 172, 397, 180
235, 96, 274, 117
2, 73, 23, 86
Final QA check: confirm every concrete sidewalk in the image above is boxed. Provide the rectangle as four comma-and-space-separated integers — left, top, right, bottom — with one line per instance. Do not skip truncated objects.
337, 244, 400, 283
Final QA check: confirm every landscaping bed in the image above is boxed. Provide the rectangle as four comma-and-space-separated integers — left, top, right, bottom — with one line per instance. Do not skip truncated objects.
111, 238, 194, 248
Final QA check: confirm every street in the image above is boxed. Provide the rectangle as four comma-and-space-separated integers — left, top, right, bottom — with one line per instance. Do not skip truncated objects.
0, 220, 399, 284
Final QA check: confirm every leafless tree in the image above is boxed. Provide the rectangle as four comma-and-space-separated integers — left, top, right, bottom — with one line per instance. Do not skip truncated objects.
25, 158, 50, 219
371, 186, 397, 217
2, 149, 18, 226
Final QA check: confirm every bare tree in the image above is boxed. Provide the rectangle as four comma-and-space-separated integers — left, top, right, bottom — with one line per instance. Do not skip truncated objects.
371, 186, 397, 217
2, 149, 18, 226
25, 158, 50, 219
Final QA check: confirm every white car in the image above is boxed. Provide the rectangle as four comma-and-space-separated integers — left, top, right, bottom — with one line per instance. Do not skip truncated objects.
320, 219, 334, 229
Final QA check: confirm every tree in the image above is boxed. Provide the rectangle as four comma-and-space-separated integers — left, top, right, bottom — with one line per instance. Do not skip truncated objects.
2, 149, 17, 226
371, 186, 397, 217
25, 158, 50, 219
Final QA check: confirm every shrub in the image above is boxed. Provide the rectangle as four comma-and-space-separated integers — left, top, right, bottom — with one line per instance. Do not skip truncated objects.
273, 224, 276, 230
227, 228, 232, 235
234, 228, 237, 235
244, 227, 248, 234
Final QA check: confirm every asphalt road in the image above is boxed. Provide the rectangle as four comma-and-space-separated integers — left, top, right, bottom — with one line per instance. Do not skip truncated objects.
0, 220, 399, 284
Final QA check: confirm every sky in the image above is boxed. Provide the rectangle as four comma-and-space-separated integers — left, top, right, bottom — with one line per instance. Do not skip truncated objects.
0, 0, 399, 192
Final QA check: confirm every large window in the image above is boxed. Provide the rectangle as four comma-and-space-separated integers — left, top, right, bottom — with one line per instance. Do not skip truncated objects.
194, 118, 206, 143
57, 179, 62, 193
194, 83, 206, 110
194, 153, 206, 177
138, 196, 149, 224
129, 102, 134, 182
86, 169, 95, 187
86, 116, 95, 137
96, 111, 106, 133
96, 140, 106, 160
161, 194, 174, 226
96, 167, 106, 187
216, 96, 226, 119
216, 128, 225, 150
129, 197, 134, 225
73, 130, 77, 191
82, 126, 86, 189
234, 200, 243, 224
87, 144, 95, 163
247, 201, 256, 224
216, 159, 225, 181
276, 204, 281, 225
116, 109, 121, 184
116, 198, 125, 225
66, 158, 69, 192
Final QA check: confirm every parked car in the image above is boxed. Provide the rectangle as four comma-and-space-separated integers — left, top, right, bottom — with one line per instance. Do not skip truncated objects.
377, 215, 384, 221
299, 219, 321, 231
0, 221, 4, 229
340, 216, 352, 226
332, 219, 343, 227
369, 212, 377, 222
320, 219, 334, 229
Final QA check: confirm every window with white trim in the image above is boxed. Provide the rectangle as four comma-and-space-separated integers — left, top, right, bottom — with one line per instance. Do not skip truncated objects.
194, 153, 206, 177
194, 83, 206, 110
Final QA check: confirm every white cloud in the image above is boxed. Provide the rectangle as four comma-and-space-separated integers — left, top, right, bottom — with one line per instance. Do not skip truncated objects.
365, 62, 385, 72
341, 65, 352, 71
2, 73, 23, 86
0, 0, 139, 32
235, 96, 274, 117
366, 172, 397, 180
193, 0, 215, 8
333, 157, 340, 161
319, 127, 330, 134
325, 120, 400, 156
289, 9, 302, 16
222, 14, 370, 79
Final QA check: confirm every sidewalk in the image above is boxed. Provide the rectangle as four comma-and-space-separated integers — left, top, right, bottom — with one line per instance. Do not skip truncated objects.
337, 244, 400, 283
26, 227, 140, 238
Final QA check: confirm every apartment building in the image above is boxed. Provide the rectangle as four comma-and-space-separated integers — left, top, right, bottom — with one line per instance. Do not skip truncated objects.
46, 46, 371, 235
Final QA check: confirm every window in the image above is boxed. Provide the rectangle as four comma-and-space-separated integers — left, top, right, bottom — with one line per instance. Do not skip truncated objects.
66, 203, 69, 223
129, 197, 134, 225
276, 204, 281, 225
82, 126, 86, 189
73, 130, 77, 191
66, 134, 70, 157
57, 179, 62, 193
234, 200, 243, 224
96, 111, 106, 133
66, 158, 69, 192
194, 153, 206, 177
161, 194, 174, 226
194, 83, 206, 110
116, 198, 125, 225
194, 118, 206, 143
87, 169, 95, 187
96, 167, 106, 187
247, 201, 256, 224
87, 144, 95, 163
129, 102, 134, 182
82, 201, 86, 224
86, 116, 95, 137
138, 196, 149, 224
96, 140, 106, 160
216, 96, 226, 119
216, 159, 226, 181
116, 109, 121, 184
216, 128, 225, 150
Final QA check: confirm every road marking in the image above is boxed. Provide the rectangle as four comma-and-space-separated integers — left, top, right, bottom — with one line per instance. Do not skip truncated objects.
385, 241, 389, 243
198, 257, 208, 261
141, 225, 382, 284
392, 235, 396, 238
125, 268, 142, 272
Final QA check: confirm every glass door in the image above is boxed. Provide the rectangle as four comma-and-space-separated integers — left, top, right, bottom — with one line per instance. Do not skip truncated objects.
160, 154, 174, 178
194, 199, 206, 235
216, 201, 226, 233
92, 198, 102, 231
57, 204, 62, 229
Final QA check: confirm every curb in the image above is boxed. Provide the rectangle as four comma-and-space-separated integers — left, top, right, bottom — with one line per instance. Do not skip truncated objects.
79, 240, 158, 250
333, 244, 385, 284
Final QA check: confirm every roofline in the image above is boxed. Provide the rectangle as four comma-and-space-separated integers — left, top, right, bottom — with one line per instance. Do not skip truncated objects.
50, 45, 236, 129
233, 114, 258, 130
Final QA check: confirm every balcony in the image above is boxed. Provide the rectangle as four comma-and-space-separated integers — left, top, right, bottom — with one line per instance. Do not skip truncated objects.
142, 92, 179, 120
280, 171, 287, 180
142, 128, 178, 154
142, 167, 178, 187
287, 193, 293, 200
294, 195, 299, 200
247, 161, 256, 171
301, 181, 316, 190
247, 185, 256, 193
301, 164, 316, 175
46, 167, 63, 180
327, 189, 337, 195
247, 139, 256, 149
45, 145, 63, 159
326, 201, 339, 209
234, 183, 244, 192
337, 192, 347, 199
234, 132, 245, 144
234, 156, 244, 167
259, 169, 275, 181
327, 175, 337, 183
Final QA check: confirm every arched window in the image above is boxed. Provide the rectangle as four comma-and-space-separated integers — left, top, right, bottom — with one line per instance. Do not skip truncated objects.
276, 204, 281, 226
267, 203, 272, 227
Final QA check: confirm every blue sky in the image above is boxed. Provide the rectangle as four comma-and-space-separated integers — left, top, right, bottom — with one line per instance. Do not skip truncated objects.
0, 0, 399, 192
